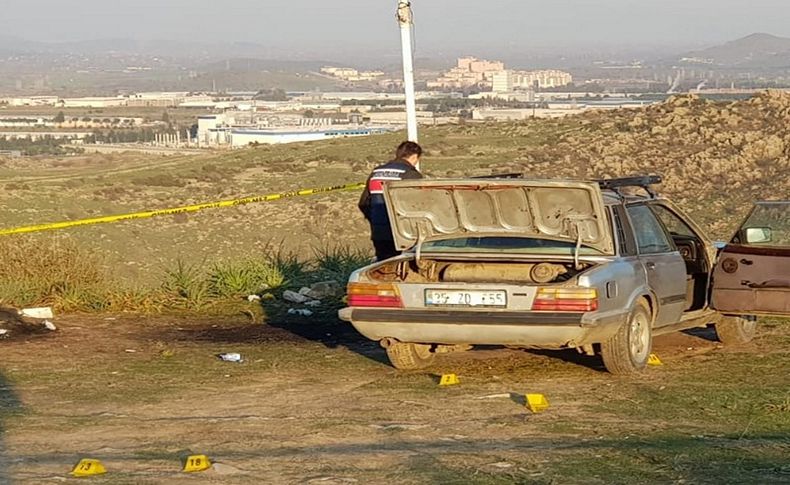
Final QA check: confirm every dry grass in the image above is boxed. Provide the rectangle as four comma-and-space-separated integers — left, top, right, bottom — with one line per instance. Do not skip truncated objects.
0, 236, 367, 313
0, 235, 109, 310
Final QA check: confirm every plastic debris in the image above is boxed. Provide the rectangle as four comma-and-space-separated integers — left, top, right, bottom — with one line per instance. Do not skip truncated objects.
247, 294, 262, 302
474, 393, 511, 400
283, 290, 310, 304
218, 352, 243, 363
0, 329, 8, 337
209, 462, 246, 476
43, 320, 57, 331
370, 423, 428, 431
288, 308, 314, 317
20, 307, 54, 319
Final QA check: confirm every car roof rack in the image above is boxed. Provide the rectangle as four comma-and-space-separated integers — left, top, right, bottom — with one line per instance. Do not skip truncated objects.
598, 175, 662, 198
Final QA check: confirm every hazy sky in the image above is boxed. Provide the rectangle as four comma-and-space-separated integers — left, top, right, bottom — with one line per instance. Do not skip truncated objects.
4, 0, 790, 53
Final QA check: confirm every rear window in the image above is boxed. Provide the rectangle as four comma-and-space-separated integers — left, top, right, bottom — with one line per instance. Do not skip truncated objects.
422, 237, 605, 255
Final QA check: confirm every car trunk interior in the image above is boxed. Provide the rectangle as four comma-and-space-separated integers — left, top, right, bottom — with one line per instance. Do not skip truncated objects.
367, 258, 595, 285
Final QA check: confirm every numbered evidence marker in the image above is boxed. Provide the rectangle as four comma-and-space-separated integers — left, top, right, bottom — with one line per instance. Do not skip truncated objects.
439, 374, 460, 386
71, 458, 107, 477
525, 394, 550, 413
648, 354, 663, 366
183, 454, 212, 473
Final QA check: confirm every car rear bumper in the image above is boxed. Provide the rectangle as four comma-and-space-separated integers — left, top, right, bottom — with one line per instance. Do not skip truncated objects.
350, 309, 585, 325
338, 307, 625, 348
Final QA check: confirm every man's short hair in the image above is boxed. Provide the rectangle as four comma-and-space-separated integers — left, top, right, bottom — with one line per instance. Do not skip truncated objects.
395, 141, 422, 160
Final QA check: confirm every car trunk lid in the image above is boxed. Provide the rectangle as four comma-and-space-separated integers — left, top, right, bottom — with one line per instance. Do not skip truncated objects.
383, 179, 614, 255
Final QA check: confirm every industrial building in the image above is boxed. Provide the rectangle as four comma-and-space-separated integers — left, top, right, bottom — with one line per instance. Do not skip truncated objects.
229, 127, 392, 148
60, 97, 127, 108
320, 67, 385, 82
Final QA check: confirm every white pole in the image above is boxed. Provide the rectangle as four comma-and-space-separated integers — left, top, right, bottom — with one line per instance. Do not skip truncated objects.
397, 1, 418, 144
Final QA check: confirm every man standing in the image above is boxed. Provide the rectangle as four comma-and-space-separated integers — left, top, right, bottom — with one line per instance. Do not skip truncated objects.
359, 141, 424, 261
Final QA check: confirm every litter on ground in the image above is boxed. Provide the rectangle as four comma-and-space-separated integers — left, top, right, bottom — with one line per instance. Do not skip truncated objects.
20, 307, 54, 319
218, 352, 244, 363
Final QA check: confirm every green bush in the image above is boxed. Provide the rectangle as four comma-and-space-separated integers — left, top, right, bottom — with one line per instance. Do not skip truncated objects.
208, 259, 286, 299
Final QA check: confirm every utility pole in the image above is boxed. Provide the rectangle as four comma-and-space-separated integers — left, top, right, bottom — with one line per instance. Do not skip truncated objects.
397, 1, 418, 144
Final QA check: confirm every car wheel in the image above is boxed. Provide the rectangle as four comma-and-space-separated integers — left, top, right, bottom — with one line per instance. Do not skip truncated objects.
601, 299, 652, 375
715, 315, 757, 345
386, 342, 435, 370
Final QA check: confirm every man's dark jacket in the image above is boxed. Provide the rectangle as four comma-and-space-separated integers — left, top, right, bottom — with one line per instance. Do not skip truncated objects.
358, 159, 423, 241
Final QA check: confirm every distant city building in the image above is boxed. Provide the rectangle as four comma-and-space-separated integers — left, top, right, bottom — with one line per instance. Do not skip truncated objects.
492, 71, 514, 93
429, 58, 572, 91
428, 57, 505, 89
492, 70, 573, 93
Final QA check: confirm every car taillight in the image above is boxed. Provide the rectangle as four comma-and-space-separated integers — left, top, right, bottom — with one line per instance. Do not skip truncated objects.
347, 283, 402, 308
532, 287, 598, 312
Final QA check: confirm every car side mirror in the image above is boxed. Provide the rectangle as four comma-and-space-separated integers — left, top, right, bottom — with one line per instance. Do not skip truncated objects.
744, 227, 772, 244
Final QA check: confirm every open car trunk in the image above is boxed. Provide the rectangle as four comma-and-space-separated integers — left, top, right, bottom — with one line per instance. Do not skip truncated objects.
368, 257, 596, 285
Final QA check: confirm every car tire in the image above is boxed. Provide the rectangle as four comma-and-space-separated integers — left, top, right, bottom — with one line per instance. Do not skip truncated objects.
715, 315, 757, 345
601, 299, 652, 375
386, 342, 435, 370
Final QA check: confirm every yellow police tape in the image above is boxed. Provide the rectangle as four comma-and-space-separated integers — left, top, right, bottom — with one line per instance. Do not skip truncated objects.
0, 182, 365, 237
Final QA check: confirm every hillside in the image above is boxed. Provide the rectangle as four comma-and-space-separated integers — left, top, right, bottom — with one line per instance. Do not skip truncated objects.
681, 33, 790, 68
1, 90, 788, 285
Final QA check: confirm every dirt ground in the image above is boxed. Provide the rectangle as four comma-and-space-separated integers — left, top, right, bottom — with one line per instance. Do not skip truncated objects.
0, 314, 788, 484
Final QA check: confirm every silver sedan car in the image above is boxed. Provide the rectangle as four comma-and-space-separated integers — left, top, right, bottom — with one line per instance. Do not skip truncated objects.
339, 176, 789, 374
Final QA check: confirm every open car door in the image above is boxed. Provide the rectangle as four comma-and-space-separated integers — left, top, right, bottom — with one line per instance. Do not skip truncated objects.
711, 201, 790, 316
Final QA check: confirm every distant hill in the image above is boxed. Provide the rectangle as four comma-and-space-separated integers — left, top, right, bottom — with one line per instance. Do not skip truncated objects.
679, 33, 790, 68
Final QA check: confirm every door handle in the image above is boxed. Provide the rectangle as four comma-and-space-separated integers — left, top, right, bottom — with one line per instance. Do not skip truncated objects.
740, 259, 754, 265
645, 262, 656, 270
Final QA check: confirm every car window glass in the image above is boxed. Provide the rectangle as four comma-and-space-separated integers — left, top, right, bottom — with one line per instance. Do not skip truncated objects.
651, 205, 697, 238
612, 206, 636, 256
733, 202, 790, 247
626, 205, 674, 254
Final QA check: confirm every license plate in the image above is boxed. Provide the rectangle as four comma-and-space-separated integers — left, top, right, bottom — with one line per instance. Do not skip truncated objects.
425, 289, 507, 307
